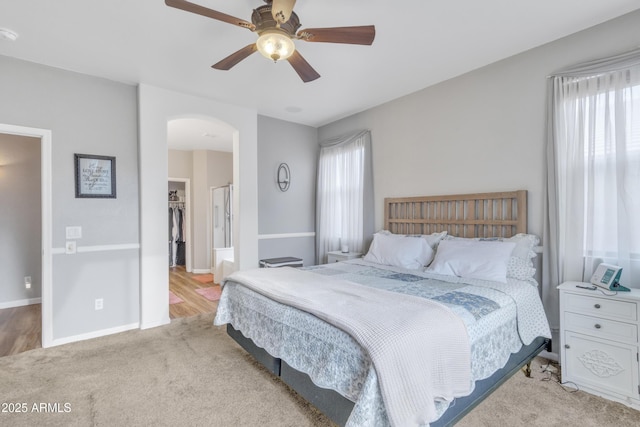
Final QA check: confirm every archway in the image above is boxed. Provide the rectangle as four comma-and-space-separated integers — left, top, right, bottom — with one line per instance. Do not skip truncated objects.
138, 84, 259, 329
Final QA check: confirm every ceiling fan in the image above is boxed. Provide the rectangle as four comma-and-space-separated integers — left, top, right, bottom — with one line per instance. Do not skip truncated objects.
165, 0, 376, 82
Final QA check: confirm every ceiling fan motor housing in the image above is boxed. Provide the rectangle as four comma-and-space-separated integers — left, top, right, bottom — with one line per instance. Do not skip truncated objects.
252, 5, 300, 36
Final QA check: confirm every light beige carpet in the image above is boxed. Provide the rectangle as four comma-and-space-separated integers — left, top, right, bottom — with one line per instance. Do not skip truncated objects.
1, 313, 639, 426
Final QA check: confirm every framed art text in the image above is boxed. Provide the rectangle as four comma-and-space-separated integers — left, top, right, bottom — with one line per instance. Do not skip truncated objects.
74, 153, 116, 198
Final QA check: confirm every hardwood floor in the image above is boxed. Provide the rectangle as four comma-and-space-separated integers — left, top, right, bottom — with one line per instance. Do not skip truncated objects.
169, 266, 219, 319
0, 304, 42, 357
0, 267, 215, 357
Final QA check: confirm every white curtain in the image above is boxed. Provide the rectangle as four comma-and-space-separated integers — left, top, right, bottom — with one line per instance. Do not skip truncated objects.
316, 130, 373, 264
544, 48, 640, 343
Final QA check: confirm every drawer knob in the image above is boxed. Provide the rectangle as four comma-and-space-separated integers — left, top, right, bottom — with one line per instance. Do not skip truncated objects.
594, 324, 602, 329
565, 344, 570, 349
594, 304, 601, 309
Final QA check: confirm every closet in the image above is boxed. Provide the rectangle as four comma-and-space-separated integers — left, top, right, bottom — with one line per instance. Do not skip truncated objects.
168, 182, 187, 267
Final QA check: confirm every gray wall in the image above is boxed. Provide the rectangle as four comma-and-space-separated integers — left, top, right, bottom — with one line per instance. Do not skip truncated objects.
318, 10, 640, 348
257, 115, 318, 266
0, 134, 41, 304
0, 54, 140, 341
168, 150, 192, 179
318, 9, 640, 241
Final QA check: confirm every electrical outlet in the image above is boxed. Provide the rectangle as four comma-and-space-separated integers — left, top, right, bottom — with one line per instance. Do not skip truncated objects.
24, 276, 31, 289
65, 241, 76, 254
95, 298, 103, 310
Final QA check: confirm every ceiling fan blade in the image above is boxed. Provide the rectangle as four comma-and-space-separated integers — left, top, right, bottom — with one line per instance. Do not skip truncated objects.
271, 0, 296, 24
212, 44, 258, 70
287, 50, 320, 83
165, 0, 255, 31
297, 25, 375, 45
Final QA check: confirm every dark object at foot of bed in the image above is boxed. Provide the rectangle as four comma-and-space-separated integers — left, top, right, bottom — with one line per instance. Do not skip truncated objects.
227, 324, 549, 426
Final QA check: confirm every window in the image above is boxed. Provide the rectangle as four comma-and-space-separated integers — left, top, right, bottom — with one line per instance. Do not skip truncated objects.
554, 67, 640, 285
316, 131, 372, 264
580, 82, 640, 260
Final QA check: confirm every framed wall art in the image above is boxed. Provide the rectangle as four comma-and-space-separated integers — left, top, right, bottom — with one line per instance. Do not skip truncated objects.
74, 153, 116, 198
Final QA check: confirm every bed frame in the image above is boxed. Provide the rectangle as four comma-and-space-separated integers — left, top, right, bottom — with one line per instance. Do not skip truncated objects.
384, 190, 528, 238
227, 190, 550, 426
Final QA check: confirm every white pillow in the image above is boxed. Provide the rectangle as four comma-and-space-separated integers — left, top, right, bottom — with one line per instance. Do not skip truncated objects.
376, 230, 447, 250
422, 231, 448, 249
364, 233, 434, 270
504, 233, 539, 265
426, 239, 516, 283
445, 234, 539, 280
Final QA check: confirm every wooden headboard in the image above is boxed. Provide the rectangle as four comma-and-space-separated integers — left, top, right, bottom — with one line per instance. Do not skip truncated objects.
384, 190, 527, 238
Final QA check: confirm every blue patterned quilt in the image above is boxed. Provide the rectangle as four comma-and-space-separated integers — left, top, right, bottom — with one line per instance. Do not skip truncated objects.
214, 259, 551, 426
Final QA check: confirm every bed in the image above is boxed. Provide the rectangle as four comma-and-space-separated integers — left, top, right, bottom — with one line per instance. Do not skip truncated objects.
214, 190, 551, 426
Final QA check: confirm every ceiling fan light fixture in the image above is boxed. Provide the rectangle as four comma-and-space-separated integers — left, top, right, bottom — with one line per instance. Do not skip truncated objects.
256, 29, 295, 62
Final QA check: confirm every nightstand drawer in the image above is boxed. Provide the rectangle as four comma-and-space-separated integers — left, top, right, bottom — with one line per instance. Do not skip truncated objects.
564, 293, 637, 322
564, 312, 638, 343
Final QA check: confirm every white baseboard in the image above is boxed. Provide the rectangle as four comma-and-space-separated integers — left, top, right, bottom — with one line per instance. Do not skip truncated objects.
0, 297, 42, 309
48, 322, 140, 348
192, 268, 212, 274
140, 318, 171, 330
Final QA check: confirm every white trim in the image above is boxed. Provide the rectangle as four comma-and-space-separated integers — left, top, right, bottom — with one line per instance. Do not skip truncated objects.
140, 319, 170, 330
49, 322, 140, 347
52, 243, 140, 255
192, 268, 212, 274
0, 123, 53, 349
78, 243, 139, 253
0, 297, 42, 309
258, 232, 316, 240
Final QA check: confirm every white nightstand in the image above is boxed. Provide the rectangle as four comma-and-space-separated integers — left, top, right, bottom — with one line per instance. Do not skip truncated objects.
558, 281, 640, 410
326, 251, 362, 263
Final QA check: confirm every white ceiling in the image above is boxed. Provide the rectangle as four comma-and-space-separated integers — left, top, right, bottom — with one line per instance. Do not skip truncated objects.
1, 1, 639, 151
167, 117, 235, 152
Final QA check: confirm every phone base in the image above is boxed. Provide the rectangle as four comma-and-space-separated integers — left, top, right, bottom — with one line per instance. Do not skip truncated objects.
610, 282, 631, 292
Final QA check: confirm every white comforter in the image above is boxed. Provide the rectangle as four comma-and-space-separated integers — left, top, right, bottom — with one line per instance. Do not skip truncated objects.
223, 267, 472, 426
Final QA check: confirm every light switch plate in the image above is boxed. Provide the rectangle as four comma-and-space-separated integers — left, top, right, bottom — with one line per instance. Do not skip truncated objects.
65, 226, 82, 239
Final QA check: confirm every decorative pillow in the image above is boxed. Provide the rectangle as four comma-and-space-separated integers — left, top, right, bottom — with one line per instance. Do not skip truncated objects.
426, 239, 516, 283
504, 233, 539, 263
507, 256, 537, 281
504, 233, 539, 280
444, 234, 539, 280
364, 232, 434, 270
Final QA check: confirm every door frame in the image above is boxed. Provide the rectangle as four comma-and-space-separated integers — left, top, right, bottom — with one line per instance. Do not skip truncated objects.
0, 123, 53, 348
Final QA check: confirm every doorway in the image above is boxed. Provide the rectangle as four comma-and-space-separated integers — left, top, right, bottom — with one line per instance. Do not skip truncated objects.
166, 117, 233, 320
0, 123, 53, 353
167, 176, 215, 319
